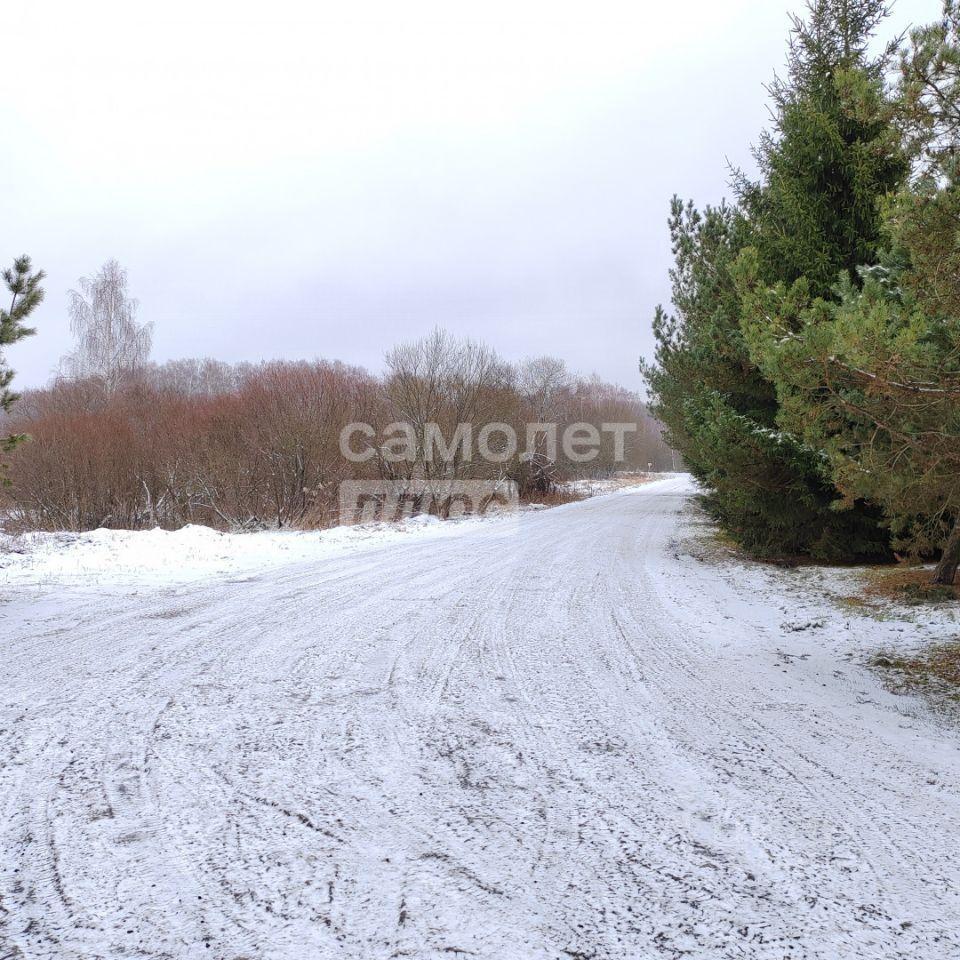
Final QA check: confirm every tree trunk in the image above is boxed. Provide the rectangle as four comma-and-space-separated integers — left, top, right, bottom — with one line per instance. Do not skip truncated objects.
933, 516, 960, 586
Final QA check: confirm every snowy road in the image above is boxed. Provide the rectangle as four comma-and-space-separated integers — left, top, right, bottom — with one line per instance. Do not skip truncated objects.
2, 476, 960, 959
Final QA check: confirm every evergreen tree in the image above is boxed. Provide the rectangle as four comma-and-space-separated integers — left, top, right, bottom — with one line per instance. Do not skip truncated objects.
741, 255, 960, 584
645, 0, 904, 560
740, 4, 960, 585
1, 256, 44, 468
645, 197, 891, 559
738, 0, 904, 295
896, 0, 960, 176
644, 199, 768, 473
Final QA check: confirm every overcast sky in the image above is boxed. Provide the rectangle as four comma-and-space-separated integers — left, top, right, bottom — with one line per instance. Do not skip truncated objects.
2, 0, 936, 392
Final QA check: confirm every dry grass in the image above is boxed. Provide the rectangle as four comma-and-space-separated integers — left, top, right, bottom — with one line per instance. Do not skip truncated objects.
520, 488, 590, 508
870, 641, 960, 700
595, 471, 657, 491
858, 566, 960, 607
522, 472, 657, 508
863, 569, 960, 703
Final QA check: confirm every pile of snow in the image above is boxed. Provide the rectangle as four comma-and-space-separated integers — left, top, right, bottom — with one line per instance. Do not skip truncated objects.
0, 516, 488, 587
0, 476, 677, 589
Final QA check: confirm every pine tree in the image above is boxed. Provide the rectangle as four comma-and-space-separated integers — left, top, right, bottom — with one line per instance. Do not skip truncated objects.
741, 257, 960, 584
645, 0, 904, 560
644, 198, 769, 472
1, 256, 44, 466
740, 3, 960, 585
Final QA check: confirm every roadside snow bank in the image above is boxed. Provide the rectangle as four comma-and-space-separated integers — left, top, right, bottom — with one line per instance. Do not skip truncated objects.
0, 475, 688, 587
0, 516, 484, 587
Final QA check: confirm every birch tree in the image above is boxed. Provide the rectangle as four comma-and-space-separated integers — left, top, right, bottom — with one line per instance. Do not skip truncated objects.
60, 260, 152, 391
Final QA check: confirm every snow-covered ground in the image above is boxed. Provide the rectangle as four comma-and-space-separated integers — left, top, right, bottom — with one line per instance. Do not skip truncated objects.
0, 475, 669, 587
563, 472, 662, 498
0, 515, 491, 587
2, 475, 959, 959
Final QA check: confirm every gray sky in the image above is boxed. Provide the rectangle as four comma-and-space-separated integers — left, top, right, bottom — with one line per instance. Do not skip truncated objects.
3, 0, 937, 392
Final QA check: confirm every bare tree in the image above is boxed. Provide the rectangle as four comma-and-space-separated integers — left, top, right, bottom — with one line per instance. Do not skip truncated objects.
60, 260, 152, 392
517, 356, 570, 422
383, 328, 512, 515
509, 357, 571, 494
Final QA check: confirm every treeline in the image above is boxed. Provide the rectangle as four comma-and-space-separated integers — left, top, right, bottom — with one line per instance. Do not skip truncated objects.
1, 331, 672, 532
643, 0, 960, 585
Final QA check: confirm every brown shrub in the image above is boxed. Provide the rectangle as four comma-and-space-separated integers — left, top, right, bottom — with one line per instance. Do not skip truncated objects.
1, 342, 676, 531
2, 362, 379, 531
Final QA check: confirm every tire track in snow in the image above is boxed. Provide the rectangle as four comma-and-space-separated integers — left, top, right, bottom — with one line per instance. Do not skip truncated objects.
2, 477, 960, 958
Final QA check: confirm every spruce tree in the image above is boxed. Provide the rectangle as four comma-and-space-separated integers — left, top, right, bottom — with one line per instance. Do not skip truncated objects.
737, 0, 906, 297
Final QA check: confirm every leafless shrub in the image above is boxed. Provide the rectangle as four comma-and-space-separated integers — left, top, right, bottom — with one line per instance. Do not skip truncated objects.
2, 331, 676, 532
381, 329, 514, 516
